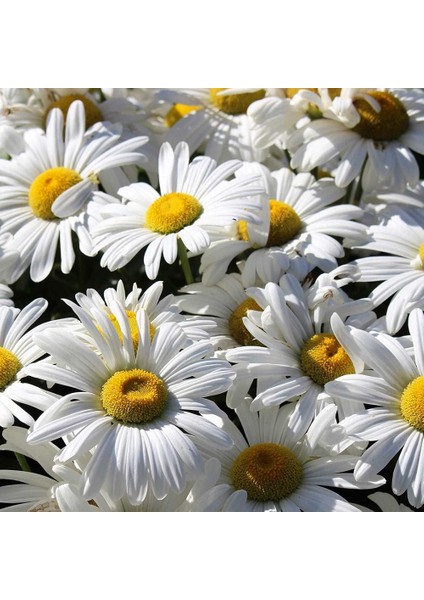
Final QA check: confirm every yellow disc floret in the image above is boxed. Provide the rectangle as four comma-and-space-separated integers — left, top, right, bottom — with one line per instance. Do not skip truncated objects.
400, 376, 424, 432
267, 200, 302, 246
165, 103, 203, 127
352, 91, 409, 141
44, 93, 103, 129
100, 368, 167, 424
231, 442, 303, 502
418, 243, 424, 267
300, 333, 355, 386
29, 167, 82, 220
0, 347, 22, 390
228, 298, 262, 346
210, 88, 266, 115
145, 192, 203, 234
107, 310, 156, 351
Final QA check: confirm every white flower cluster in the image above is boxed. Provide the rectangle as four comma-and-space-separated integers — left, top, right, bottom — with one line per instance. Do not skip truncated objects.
0, 87, 423, 512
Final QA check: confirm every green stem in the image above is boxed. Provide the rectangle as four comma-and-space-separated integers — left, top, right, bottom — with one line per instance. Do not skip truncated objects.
177, 238, 194, 285
15, 452, 31, 472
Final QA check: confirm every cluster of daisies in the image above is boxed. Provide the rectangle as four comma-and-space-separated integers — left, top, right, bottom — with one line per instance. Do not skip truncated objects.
0, 87, 423, 512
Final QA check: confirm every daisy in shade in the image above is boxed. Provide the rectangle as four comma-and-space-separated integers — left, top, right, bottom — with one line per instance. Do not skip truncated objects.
92, 141, 265, 280
326, 308, 424, 509
200, 163, 364, 286
153, 88, 276, 163
0, 426, 98, 512
0, 100, 147, 282
247, 88, 342, 152
65, 279, 210, 349
225, 275, 372, 437
191, 399, 384, 512
0, 298, 59, 427
288, 88, 424, 192
366, 492, 413, 512
26, 307, 235, 504
350, 207, 424, 334
177, 272, 264, 355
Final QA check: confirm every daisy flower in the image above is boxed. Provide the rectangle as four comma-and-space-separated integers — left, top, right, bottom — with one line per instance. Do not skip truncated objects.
65, 279, 210, 348
92, 141, 265, 280
326, 308, 424, 508
191, 399, 384, 511
26, 308, 235, 504
247, 88, 342, 151
288, 88, 424, 192
153, 88, 276, 163
0, 100, 147, 282
366, 492, 413, 512
0, 299, 58, 427
200, 164, 363, 286
177, 272, 264, 355
225, 275, 370, 436
351, 207, 424, 333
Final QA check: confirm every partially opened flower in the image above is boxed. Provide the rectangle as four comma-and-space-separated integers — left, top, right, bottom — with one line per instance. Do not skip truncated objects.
92, 141, 265, 279
0, 100, 147, 282
26, 308, 235, 504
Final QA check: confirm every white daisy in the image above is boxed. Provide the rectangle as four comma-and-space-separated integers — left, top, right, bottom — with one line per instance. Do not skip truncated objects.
288, 88, 424, 192
326, 308, 424, 508
92, 141, 265, 280
65, 279, 210, 348
191, 399, 384, 511
177, 272, 264, 355
350, 207, 424, 334
247, 88, 342, 151
200, 163, 363, 287
26, 308, 235, 504
0, 298, 58, 427
153, 88, 275, 163
0, 100, 147, 282
225, 275, 370, 436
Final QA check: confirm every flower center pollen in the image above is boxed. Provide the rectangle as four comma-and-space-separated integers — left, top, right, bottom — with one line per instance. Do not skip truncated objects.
418, 243, 424, 268
29, 167, 82, 220
228, 298, 262, 346
299, 333, 355, 386
210, 88, 266, 115
352, 91, 409, 141
0, 347, 22, 390
231, 442, 303, 502
44, 93, 103, 129
145, 192, 203, 234
100, 368, 167, 424
165, 103, 203, 127
107, 310, 155, 351
400, 376, 424, 432
237, 200, 302, 247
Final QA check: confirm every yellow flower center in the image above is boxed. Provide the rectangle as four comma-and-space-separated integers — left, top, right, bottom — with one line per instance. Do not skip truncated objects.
44, 93, 104, 129
0, 347, 22, 390
28, 167, 82, 220
237, 200, 302, 247
210, 88, 266, 115
352, 91, 409, 141
228, 298, 262, 346
400, 376, 424, 432
100, 368, 167, 424
299, 333, 355, 386
418, 243, 424, 267
231, 442, 303, 502
165, 103, 203, 127
145, 192, 203, 234
106, 310, 156, 351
